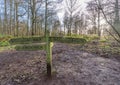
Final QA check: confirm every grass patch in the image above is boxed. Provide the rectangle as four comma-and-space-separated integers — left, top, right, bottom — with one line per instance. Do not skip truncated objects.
9, 36, 45, 45
15, 44, 45, 51
9, 36, 87, 45
0, 41, 10, 47
0, 45, 15, 52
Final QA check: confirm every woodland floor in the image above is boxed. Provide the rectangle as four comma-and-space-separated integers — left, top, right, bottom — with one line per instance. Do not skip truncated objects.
0, 43, 120, 85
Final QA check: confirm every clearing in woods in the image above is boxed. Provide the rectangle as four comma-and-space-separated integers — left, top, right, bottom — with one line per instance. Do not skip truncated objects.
0, 43, 120, 85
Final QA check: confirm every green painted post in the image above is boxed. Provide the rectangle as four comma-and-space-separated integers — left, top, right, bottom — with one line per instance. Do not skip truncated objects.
45, 0, 52, 78
46, 30, 53, 77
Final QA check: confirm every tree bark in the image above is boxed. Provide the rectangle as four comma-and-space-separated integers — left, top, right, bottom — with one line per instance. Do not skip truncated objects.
4, 0, 7, 35
15, 1, 19, 37
10, 0, 13, 35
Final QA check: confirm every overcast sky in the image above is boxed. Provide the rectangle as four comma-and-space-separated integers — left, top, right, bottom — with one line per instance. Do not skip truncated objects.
57, 0, 91, 24
0, 0, 91, 22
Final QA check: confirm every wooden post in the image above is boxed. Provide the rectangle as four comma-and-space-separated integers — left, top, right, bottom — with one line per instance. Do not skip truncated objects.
46, 41, 53, 77
45, 0, 53, 78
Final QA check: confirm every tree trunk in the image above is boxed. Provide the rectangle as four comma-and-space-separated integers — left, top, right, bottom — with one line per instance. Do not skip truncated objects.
10, 0, 13, 35
98, 8, 101, 38
30, 0, 36, 36
4, 0, 7, 35
0, 12, 2, 35
13, 0, 16, 36
27, 1, 30, 36
15, 2, 19, 37
114, 0, 120, 34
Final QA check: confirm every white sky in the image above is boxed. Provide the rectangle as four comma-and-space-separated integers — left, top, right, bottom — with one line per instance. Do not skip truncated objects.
57, 0, 91, 24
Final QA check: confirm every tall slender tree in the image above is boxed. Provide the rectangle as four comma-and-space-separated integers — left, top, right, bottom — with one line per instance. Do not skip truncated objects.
9, 0, 13, 35
15, 0, 19, 36
4, 0, 8, 35
114, 0, 120, 34
65, 0, 81, 36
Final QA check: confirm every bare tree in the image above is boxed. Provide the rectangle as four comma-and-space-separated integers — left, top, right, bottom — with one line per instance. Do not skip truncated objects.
0, 3, 3, 35
97, 0, 120, 43
65, 0, 81, 36
52, 20, 60, 36
14, 0, 19, 36
27, 0, 30, 36
87, 0, 102, 38
4, 0, 8, 35
9, 0, 13, 35
114, 0, 120, 34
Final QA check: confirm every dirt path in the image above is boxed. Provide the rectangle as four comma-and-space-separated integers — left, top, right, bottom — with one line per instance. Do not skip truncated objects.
0, 43, 120, 85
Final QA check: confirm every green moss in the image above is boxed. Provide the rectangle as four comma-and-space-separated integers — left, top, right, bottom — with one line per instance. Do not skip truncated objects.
9, 36, 87, 45
0, 41, 10, 47
0, 45, 15, 52
9, 36, 45, 44
100, 39, 107, 43
15, 45, 45, 51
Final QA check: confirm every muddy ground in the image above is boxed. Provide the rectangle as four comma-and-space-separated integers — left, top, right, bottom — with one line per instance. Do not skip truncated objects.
0, 43, 120, 85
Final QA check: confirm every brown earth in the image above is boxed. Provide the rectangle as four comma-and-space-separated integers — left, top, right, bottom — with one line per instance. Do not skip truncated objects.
0, 43, 120, 85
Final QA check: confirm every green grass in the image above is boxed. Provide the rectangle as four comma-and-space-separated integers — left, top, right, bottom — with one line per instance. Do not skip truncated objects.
0, 45, 15, 52
0, 35, 94, 51
15, 44, 45, 51
0, 41, 10, 47
9, 36, 88, 45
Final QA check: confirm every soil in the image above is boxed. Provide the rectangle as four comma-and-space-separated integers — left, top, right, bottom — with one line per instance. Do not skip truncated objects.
0, 43, 120, 85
